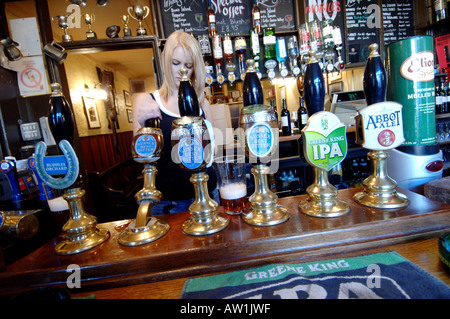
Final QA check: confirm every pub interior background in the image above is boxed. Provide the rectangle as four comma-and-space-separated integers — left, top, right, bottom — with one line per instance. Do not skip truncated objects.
0, 0, 449, 281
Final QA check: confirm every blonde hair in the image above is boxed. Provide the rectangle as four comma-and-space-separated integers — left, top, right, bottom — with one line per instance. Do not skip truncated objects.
159, 31, 206, 106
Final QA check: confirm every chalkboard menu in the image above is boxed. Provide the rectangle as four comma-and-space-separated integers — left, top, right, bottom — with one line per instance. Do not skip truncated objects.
259, 0, 297, 32
345, 0, 380, 64
158, 0, 296, 38
382, 0, 414, 45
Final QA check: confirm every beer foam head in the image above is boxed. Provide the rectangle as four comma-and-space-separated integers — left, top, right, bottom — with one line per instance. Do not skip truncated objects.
219, 182, 247, 200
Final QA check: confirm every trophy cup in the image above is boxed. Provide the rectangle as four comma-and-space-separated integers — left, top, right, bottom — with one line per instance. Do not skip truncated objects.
239, 60, 289, 226
172, 68, 229, 236
84, 13, 97, 40
118, 120, 170, 246
353, 44, 409, 209
34, 83, 109, 255
122, 15, 132, 37
299, 111, 350, 217
127, 5, 150, 36
52, 15, 72, 42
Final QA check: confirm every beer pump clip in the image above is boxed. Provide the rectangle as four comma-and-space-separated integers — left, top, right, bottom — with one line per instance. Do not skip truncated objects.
27, 155, 53, 202
299, 111, 350, 217
353, 102, 409, 208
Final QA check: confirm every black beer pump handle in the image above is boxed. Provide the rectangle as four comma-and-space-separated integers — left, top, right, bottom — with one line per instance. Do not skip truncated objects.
363, 43, 387, 105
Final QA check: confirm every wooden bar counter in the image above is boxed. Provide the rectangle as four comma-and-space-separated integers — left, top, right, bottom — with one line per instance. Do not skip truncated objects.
1, 187, 449, 298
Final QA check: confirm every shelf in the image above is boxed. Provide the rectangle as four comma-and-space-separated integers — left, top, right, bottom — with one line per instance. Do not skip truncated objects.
58, 35, 160, 54
415, 16, 450, 31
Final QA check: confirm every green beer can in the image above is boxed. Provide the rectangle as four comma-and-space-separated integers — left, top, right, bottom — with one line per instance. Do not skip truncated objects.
386, 36, 435, 147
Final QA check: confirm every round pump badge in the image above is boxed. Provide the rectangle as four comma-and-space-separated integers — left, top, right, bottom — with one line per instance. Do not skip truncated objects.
134, 134, 157, 157
247, 122, 274, 158
178, 136, 204, 170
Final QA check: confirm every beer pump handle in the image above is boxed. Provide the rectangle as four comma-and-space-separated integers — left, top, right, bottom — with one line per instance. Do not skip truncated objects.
178, 67, 200, 117
0, 157, 23, 204
303, 50, 325, 116
363, 43, 387, 105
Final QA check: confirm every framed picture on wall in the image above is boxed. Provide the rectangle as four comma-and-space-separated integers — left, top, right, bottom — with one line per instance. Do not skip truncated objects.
83, 96, 101, 129
127, 109, 133, 123
123, 90, 131, 106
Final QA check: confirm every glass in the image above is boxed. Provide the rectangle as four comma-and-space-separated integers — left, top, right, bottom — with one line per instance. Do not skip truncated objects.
214, 155, 247, 215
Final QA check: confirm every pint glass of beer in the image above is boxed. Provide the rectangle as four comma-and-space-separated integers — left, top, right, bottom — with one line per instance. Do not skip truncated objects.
214, 155, 247, 214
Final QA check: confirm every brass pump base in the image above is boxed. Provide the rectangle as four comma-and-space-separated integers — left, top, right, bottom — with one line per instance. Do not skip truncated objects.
55, 187, 109, 255
182, 171, 229, 236
354, 150, 409, 209
118, 164, 170, 246
299, 167, 350, 218
243, 164, 289, 226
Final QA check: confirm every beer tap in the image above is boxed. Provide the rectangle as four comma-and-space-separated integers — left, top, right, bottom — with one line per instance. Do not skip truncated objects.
34, 83, 109, 255
353, 44, 409, 209
172, 68, 229, 235
118, 117, 169, 246
239, 59, 289, 226
0, 156, 23, 209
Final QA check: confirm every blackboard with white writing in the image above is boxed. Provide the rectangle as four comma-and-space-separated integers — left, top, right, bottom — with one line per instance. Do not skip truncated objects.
158, 0, 296, 38
382, 0, 414, 45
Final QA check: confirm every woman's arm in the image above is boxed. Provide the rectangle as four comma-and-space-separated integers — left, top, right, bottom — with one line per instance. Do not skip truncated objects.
132, 93, 161, 135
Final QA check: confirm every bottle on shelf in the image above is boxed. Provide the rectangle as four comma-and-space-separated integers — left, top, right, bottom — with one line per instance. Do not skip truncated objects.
234, 36, 247, 81
434, 0, 447, 22
242, 59, 264, 107
308, 20, 324, 63
207, 0, 217, 37
223, 33, 236, 85
298, 23, 311, 74
212, 34, 225, 87
321, 19, 335, 72
440, 79, 447, 114
297, 95, 308, 160
263, 27, 277, 81
297, 95, 308, 132
252, 0, 262, 34
333, 26, 345, 72
198, 34, 214, 87
436, 79, 443, 115
276, 37, 288, 78
287, 36, 300, 76
249, 29, 262, 79
445, 79, 450, 113
280, 90, 291, 136
270, 99, 278, 122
